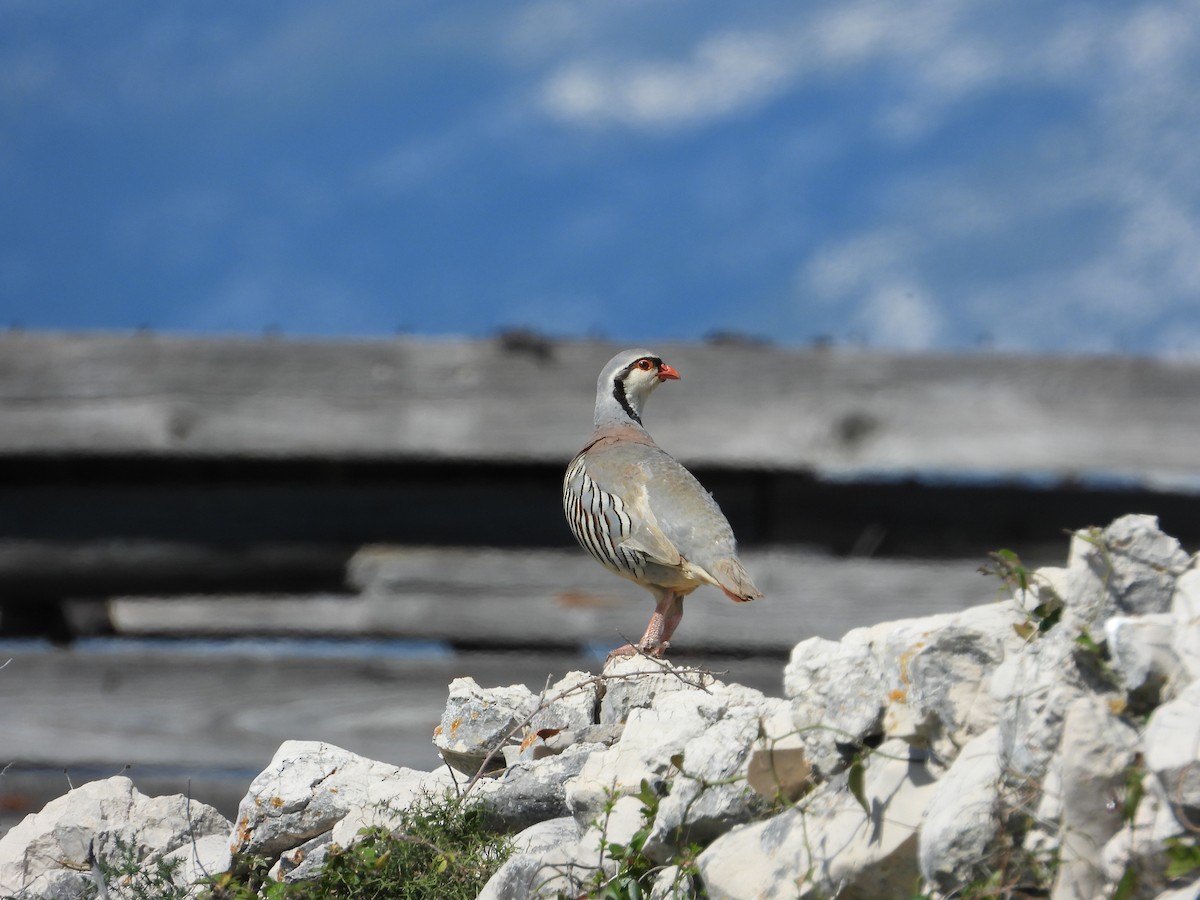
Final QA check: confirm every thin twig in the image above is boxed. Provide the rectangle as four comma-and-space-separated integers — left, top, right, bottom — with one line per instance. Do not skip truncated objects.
1171, 765, 1200, 834
186, 778, 212, 882
87, 837, 111, 900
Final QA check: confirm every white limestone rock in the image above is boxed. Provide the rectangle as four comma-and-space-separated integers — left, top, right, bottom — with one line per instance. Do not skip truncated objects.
433, 677, 539, 775
0, 776, 230, 900
785, 636, 885, 734
1104, 614, 1185, 707
598, 654, 717, 726
329, 767, 460, 848
1144, 680, 1200, 823
567, 680, 780, 862
478, 742, 600, 832
1025, 562, 1075, 617
11, 513, 1196, 900
650, 864, 695, 899
229, 740, 430, 861
566, 688, 723, 827
1153, 879, 1200, 900
1048, 696, 1141, 900
819, 740, 939, 898
991, 622, 1092, 779
788, 604, 1024, 776
503, 722, 623, 769
163, 832, 233, 894
1065, 515, 1189, 628
887, 624, 1007, 762
1100, 785, 1172, 900
500, 672, 605, 767
786, 636, 886, 776
476, 816, 583, 900
270, 832, 332, 884
529, 669, 600, 734
488, 795, 645, 898
1172, 567, 1200, 684
746, 699, 814, 802
695, 805, 810, 900
697, 739, 937, 899
643, 687, 781, 859
918, 727, 1004, 892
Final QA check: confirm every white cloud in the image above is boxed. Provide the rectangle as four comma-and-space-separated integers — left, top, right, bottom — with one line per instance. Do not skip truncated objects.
804, 231, 917, 302
541, 29, 801, 130
771, 0, 1200, 353
534, 0, 1003, 135
360, 130, 473, 195
798, 229, 946, 349
859, 284, 945, 349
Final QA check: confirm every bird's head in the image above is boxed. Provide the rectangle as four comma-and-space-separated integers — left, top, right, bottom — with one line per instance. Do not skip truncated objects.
594, 348, 680, 428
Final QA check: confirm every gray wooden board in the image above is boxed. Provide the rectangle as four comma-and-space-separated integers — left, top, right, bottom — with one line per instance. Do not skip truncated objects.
3, 332, 1200, 484
0, 643, 785, 826
0, 539, 349, 595
110, 548, 1008, 653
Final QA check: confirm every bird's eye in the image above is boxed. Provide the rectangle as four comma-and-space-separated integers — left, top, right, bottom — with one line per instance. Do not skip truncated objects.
637, 359, 654, 371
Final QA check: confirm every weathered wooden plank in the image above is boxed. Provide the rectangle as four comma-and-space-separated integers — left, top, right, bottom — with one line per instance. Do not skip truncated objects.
0, 642, 787, 823
0, 540, 348, 596
108, 548, 1006, 652
2, 332, 1200, 483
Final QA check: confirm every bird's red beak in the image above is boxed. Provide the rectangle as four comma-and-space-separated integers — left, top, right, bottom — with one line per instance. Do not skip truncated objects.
657, 363, 681, 381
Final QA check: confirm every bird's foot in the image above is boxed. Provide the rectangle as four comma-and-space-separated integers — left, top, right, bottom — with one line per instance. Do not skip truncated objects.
606, 642, 639, 661
638, 639, 670, 658
606, 640, 670, 661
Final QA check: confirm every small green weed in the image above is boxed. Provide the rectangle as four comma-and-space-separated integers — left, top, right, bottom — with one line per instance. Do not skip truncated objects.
592, 779, 665, 898
981, 548, 1030, 598
204, 791, 512, 900
584, 770, 704, 899
1164, 836, 1200, 881
84, 834, 190, 900
1071, 627, 1123, 693
916, 775, 1058, 899
981, 548, 1062, 639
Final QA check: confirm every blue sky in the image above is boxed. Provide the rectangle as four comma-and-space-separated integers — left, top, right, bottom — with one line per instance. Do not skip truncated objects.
2, 1, 1199, 355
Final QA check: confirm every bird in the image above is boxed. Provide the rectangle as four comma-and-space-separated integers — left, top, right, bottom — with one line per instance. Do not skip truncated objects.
562, 348, 762, 657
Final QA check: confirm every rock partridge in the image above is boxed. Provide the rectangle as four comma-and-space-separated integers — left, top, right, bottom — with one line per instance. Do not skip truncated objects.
562, 348, 762, 656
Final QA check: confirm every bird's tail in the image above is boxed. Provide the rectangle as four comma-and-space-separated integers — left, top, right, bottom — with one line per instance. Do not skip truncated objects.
711, 556, 763, 603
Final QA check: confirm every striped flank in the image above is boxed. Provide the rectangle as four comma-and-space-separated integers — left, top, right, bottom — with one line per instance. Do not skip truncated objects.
562, 455, 647, 580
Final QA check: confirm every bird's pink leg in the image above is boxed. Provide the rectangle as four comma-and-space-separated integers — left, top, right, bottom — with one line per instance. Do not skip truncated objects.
607, 591, 684, 660
637, 591, 683, 657
659, 593, 685, 643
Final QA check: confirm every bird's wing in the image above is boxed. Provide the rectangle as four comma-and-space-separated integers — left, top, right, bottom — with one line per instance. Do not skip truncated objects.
616, 481, 683, 567
629, 446, 764, 601
574, 442, 684, 569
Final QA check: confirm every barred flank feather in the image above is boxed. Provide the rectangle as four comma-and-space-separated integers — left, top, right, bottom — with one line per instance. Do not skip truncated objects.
563, 455, 647, 581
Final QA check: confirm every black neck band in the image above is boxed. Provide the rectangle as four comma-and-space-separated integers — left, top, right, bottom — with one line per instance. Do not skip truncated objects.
612, 376, 642, 425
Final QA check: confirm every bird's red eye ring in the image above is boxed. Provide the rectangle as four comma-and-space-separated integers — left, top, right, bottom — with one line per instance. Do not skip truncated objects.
637, 359, 654, 371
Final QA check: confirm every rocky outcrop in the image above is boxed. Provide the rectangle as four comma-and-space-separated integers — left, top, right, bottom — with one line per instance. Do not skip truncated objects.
0, 776, 230, 899
3, 514, 1200, 898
